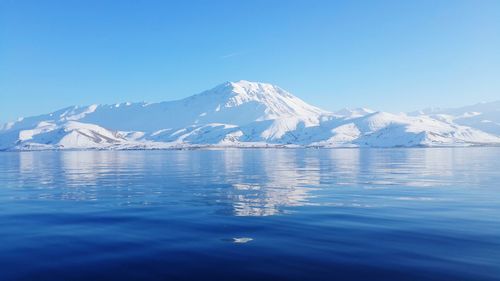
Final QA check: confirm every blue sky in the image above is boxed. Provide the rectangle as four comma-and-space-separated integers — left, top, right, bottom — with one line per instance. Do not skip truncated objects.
1, 0, 499, 123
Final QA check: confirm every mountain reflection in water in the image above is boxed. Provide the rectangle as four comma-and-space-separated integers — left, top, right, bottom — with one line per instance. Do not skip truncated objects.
1, 148, 499, 281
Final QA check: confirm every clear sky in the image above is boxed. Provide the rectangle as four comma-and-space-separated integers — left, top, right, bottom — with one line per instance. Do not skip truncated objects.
1, 0, 499, 123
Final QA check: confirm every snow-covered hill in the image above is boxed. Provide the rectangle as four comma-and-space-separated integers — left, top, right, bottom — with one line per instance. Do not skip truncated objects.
410, 101, 500, 136
1, 81, 499, 150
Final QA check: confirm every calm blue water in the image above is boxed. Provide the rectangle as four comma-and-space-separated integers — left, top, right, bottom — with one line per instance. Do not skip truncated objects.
0, 148, 499, 281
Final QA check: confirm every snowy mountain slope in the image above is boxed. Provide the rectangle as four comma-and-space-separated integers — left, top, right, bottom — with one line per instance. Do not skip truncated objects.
2, 121, 128, 150
287, 111, 500, 147
351, 112, 499, 147
410, 101, 500, 136
72, 81, 326, 132
333, 107, 375, 118
1, 81, 499, 150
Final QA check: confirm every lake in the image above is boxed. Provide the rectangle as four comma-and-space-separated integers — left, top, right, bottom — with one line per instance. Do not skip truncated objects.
0, 148, 499, 281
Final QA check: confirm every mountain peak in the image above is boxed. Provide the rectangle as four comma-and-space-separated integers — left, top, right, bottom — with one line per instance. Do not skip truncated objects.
229, 79, 275, 87
2, 81, 500, 149
334, 107, 375, 118
198, 80, 327, 120
211, 80, 289, 98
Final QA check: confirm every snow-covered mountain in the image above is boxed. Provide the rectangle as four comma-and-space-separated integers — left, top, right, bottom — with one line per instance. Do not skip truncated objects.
333, 107, 375, 118
1, 80, 499, 150
409, 101, 500, 136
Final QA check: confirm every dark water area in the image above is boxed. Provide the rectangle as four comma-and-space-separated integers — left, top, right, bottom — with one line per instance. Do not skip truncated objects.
0, 148, 499, 281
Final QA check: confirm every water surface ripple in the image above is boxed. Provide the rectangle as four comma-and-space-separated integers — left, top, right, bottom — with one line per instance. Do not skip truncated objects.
0, 148, 499, 281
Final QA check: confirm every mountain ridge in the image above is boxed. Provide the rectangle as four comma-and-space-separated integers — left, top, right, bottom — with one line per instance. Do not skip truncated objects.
1, 81, 499, 150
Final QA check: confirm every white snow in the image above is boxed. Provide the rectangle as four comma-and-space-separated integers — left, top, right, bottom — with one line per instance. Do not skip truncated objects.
334, 107, 375, 118
409, 101, 500, 135
1, 81, 499, 150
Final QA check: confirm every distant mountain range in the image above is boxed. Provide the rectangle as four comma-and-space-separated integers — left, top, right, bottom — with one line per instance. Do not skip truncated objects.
1, 80, 499, 150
